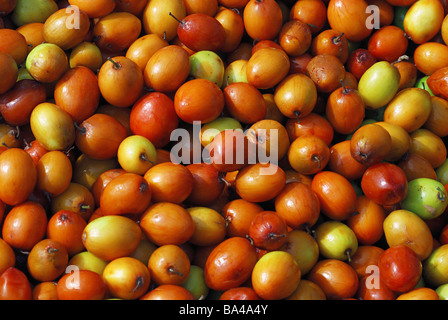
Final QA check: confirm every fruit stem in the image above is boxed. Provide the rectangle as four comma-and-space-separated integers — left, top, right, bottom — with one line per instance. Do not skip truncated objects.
14, 126, 20, 140
169, 12, 183, 25
167, 266, 183, 277
73, 121, 86, 135
139, 182, 148, 194
107, 57, 121, 70
340, 79, 350, 94
219, 176, 232, 188
312, 154, 321, 169
139, 153, 154, 164
294, 110, 301, 123
246, 234, 254, 246
333, 32, 344, 44
79, 204, 90, 212
345, 249, 352, 263
437, 187, 446, 202
268, 232, 286, 240
133, 276, 145, 293
391, 55, 409, 66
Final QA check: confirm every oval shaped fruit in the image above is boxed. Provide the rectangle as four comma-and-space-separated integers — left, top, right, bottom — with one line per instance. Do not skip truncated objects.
350, 123, 392, 167
311, 171, 357, 221
26, 43, 68, 83
100, 173, 152, 216
27, 238, 68, 282
358, 61, 401, 110
403, 0, 444, 44
246, 47, 290, 90
204, 237, 258, 292
383, 209, 434, 261
423, 244, 448, 287
82, 215, 142, 261
30, 102, 76, 151
57, 269, 107, 300
0, 148, 37, 206
144, 45, 190, 93
251, 251, 301, 300
54, 66, 100, 124
315, 221, 358, 261
142, 0, 186, 41
383, 87, 432, 133
2, 201, 47, 251
235, 163, 286, 203
140, 202, 195, 246
243, 0, 283, 41
327, 0, 372, 42
42, 8, 90, 50
36, 150, 73, 197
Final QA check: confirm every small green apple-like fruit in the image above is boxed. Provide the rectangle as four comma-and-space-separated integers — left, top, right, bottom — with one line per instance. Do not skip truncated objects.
400, 178, 448, 220
358, 61, 401, 109
315, 221, 358, 262
189, 50, 225, 88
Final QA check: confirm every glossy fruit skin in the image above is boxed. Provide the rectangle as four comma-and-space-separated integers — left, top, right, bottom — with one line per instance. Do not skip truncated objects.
82, 215, 142, 261
286, 113, 334, 146
46, 210, 87, 257
243, 0, 283, 41
174, 78, 224, 124
223, 82, 267, 124
177, 13, 225, 52
204, 237, 258, 292
27, 238, 69, 282
315, 221, 358, 261
57, 269, 107, 300
97, 56, 144, 108
148, 244, 190, 286
0, 267, 32, 300
222, 199, 263, 238
235, 163, 286, 203
248, 211, 288, 251
142, 0, 186, 42
325, 86, 365, 135
30, 102, 76, 152
143, 162, 193, 204
274, 73, 317, 119
1, 201, 47, 251
327, 0, 372, 41
423, 244, 448, 287
26, 43, 68, 83
100, 173, 152, 216
427, 66, 448, 100
144, 45, 190, 94
288, 134, 330, 175
0, 79, 47, 126
185, 163, 223, 206
349, 245, 384, 278
350, 123, 392, 167
0, 238, 15, 275
50, 182, 95, 221
367, 25, 408, 62
54, 66, 100, 124
311, 171, 357, 221
328, 140, 368, 181
42, 8, 90, 51
0, 148, 37, 206
140, 202, 195, 246
347, 196, 386, 246
404, 0, 445, 44
361, 162, 408, 206
358, 61, 401, 110
357, 275, 397, 300
246, 47, 291, 90
279, 19, 312, 57
103, 256, 151, 300
0, 52, 18, 95
251, 251, 301, 300
307, 259, 359, 300
275, 182, 320, 230
383, 209, 433, 261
